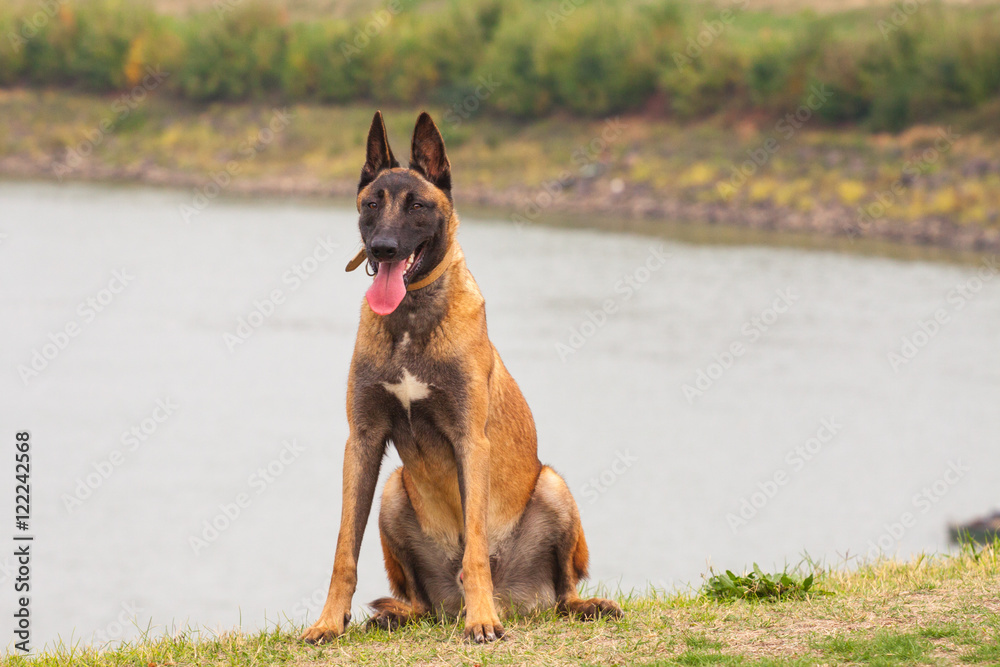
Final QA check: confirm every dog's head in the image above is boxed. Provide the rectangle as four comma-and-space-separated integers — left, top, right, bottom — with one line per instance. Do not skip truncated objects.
356, 111, 456, 316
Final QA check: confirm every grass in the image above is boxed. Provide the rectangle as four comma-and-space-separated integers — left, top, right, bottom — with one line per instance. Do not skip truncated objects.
816, 631, 935, 665
6, 545, 1000, 666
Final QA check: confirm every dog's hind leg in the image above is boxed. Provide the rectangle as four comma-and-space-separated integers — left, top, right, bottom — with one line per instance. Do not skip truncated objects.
554, 529, 623, 619
366, 468, 451, 631
533, 467, 623, 620
488, 466, 622, 620
366, 536, 427, 631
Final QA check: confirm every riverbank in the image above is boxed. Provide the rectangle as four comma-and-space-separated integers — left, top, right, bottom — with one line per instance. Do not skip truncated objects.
2, 89, 999, 253
7, 547, 999, 665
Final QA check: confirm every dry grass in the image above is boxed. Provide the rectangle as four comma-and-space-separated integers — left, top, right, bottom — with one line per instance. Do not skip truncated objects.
7, 546, 1000, 666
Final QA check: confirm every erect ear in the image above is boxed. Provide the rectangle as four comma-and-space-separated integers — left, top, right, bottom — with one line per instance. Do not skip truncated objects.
409, 111, 451, 195
359, 110, 399, 193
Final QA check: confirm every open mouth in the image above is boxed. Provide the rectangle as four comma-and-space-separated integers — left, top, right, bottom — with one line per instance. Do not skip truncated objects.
364, 241, 429, 316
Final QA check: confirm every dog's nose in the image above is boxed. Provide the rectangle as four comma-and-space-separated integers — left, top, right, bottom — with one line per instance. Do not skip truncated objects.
369, 238, 399, 261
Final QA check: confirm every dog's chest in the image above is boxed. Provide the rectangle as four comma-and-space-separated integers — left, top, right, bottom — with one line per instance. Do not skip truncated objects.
380, 367, 432, 414
352, 336, 467, 442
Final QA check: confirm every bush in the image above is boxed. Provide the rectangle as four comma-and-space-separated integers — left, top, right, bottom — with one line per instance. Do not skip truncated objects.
10, 0, 162, 90
0, 12, 28, 84
65, 0, 159, 90
282, 21, 364, 102
0, 0, 997, 130
476, 7, 552, 117
659, 45, 747, 119
174, 3, 287, 101
807, 38, 875, 123
537, 5, 657, 116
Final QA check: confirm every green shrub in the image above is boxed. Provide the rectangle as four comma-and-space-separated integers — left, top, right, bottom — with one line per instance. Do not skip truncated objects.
808, 37, 875, 123
282, 21, 364, 102
0, 0, 998, 130
9, 0, 161, 89
66, 0, 157, 89
368, 9, 481, 105
747, 24, 823, 114
659, 45, 747, 119
914, 10, 1000, 114
537, 5, 657, 116
175, 2, 287, 101
476, 8, 552, 117
0, 11, 28, 84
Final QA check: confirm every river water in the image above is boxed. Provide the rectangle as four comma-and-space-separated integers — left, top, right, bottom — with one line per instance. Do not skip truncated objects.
1, 181, 998, 651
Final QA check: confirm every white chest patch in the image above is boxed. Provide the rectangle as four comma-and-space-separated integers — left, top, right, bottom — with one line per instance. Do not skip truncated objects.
382, 368, 431, 417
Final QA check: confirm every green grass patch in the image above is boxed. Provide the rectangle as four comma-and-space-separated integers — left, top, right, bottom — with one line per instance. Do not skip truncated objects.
962, 640, 1000, 663
684, 633, 726, 650
960, 616, 1000, 663
814, 631, 934, 666
915, 621, 966, 640
650, 653, 816, 666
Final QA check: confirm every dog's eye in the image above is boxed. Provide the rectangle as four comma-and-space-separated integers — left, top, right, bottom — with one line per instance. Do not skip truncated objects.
366, 202, 378, 210
410, 203, 423, 210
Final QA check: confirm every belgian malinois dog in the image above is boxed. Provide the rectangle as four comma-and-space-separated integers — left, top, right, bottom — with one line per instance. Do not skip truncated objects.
301, 111, 622, 644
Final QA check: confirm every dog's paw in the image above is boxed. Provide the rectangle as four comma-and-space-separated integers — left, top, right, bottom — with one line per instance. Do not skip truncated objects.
562, 597, 624, 620
300, 612, 351, 644
365, 600, 412, 632
464, 617, 506, 643
365, 609, 403, 632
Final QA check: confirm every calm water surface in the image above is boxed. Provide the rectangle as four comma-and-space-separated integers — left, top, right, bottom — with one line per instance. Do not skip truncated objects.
1, 182, 998, 650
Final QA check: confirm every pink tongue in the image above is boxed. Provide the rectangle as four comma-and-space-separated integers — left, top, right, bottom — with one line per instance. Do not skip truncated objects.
366, 261, 407, 315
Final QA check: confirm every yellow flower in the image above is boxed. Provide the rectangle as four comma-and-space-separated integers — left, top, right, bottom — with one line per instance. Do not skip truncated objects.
749, 178, 777, 203
836, 180, 867, 205
928, 188, 958, 215
680, 162, 715, 186
124, 36, 147, 88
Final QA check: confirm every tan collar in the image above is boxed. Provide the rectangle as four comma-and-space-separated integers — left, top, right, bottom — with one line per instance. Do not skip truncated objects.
345, 243, 455, 292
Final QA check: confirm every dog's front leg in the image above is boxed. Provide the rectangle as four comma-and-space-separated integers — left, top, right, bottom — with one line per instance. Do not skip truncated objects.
301, 432, 385, 643
457, 429, 505, 642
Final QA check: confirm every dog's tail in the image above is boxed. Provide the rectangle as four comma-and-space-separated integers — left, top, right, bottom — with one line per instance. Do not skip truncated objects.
573, 529, 590, 581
